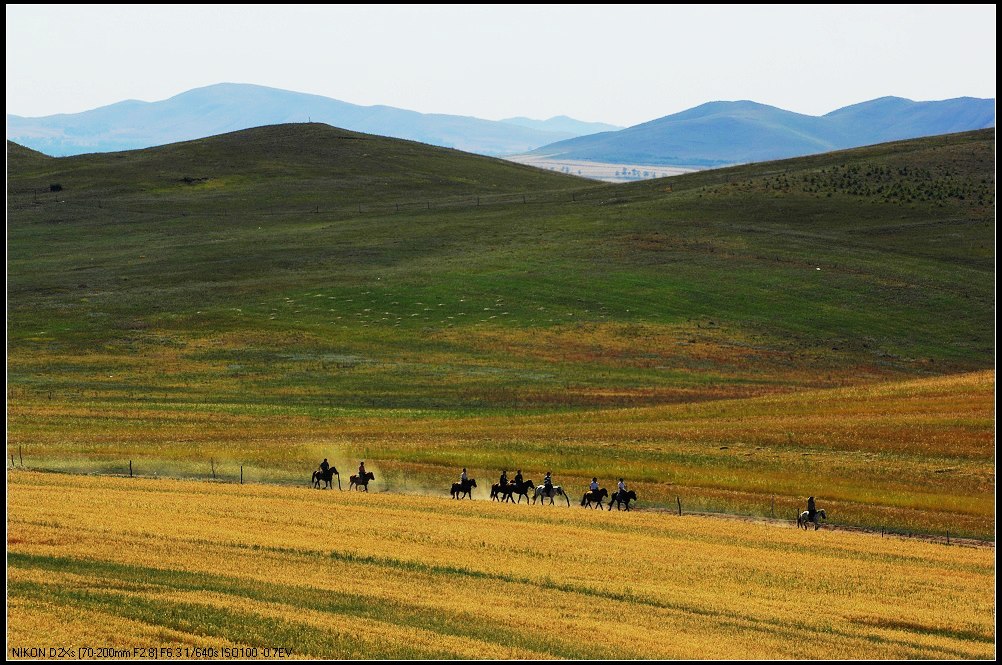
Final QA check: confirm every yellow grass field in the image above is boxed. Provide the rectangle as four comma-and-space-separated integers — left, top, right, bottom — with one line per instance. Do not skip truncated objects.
7, 370, 995, 538
7, 471, 994, 659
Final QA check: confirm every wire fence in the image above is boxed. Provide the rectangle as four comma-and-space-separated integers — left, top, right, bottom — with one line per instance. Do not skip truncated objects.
6, 453, 984, 547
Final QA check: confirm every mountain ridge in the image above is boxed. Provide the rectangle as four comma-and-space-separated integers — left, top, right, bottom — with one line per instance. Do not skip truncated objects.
528, 96, 995, 167
6, 82, 611, 158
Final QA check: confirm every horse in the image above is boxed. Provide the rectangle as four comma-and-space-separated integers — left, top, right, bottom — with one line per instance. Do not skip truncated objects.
797, 509, 826, 530
507, 479, 534, 504
349, 471, 375, 491
491, 482, 513, 502
607, 490, 637, 511
451, 478, 477, 499
312, 466, 340, 490
532, 485, 571, 506
580, 488, 608, 509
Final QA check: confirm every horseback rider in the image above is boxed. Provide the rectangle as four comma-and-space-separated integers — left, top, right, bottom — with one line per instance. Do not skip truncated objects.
617, 477, 626, 499
460, 467, 469, 485
358, 460, 366, 479
320, 458, 330, 476
499, 469, 508, 487
589, 477, 599, 493
807, 495, 817, 521
513, 469, 523, 486
544, 470, 553, 495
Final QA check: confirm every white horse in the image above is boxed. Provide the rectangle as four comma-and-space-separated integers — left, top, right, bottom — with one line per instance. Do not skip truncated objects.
532, 485, 570, 506
797, 509, 826, 530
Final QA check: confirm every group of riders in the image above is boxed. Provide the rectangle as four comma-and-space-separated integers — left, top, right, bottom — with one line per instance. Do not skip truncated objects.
464, 467, 628, 498
320, 459, 822, 523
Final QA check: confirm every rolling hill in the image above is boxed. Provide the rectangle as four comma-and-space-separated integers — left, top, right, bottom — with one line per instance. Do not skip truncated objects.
5, 82, 610, 157
527, 96, 995, 167
5, 125, 995, 537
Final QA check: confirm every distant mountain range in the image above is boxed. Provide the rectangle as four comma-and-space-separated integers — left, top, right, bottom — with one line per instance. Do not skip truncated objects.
527, 97, 995, 167
5, 83, 613, 157
7, 85, 994, 168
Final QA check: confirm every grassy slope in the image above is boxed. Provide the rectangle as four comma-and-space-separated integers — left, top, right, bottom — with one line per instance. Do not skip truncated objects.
7, 472, 995, 659
6, 126, 996, 536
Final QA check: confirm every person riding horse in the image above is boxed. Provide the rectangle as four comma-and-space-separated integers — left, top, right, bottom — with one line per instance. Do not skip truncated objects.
320, 458, 330, 475
543, 471, 553, 496
460, 467, 468, 484
807, 496, 817, 522
499, 469, 508, 488
514, 469, 523, 486
589, 477, 599, 492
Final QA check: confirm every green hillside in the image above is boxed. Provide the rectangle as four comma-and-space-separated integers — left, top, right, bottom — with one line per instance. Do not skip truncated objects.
8, 125, 993, 406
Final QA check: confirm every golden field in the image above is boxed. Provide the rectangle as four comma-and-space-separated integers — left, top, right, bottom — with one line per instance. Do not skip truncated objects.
6, 470, 995, 659
7, 370, 995, 538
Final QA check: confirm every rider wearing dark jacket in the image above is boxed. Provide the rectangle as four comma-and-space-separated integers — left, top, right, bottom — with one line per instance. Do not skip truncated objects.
499, 469, 508, 487
807, 496, 817, 520
320, 458, 330, 474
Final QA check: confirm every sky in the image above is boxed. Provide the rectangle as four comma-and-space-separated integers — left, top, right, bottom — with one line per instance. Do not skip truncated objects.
5, 4, 996, 127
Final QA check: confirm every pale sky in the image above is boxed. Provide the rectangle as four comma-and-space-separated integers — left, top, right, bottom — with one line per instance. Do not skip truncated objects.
5, 4, 996, 127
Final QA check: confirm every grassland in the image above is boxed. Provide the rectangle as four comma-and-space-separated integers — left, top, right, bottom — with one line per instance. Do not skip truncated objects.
7, 471, 995, 659
7, 126, 995, 537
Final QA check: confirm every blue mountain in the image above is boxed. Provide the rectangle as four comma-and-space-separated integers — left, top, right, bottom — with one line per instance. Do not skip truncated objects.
528, 97, 995, 167
6, 83, 609, 157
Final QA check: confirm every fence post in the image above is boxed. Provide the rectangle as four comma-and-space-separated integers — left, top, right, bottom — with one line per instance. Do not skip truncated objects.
676, 496, 682, 516
771, 495, 775, 518
10, 453, 14, 468
240, 465, 243, 485
211, 459, 216, 479
129, 460, 133, 477
947, 530, 950, 545
19, 446, 24, 467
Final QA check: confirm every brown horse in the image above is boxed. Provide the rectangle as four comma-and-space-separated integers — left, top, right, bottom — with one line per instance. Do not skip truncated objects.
451, 478, 477, 499
607, 489, 637, 511
349, 471, 375, 491
312, 466, 340, 490
580, 488, 608, 509
506, 479, 534, 504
